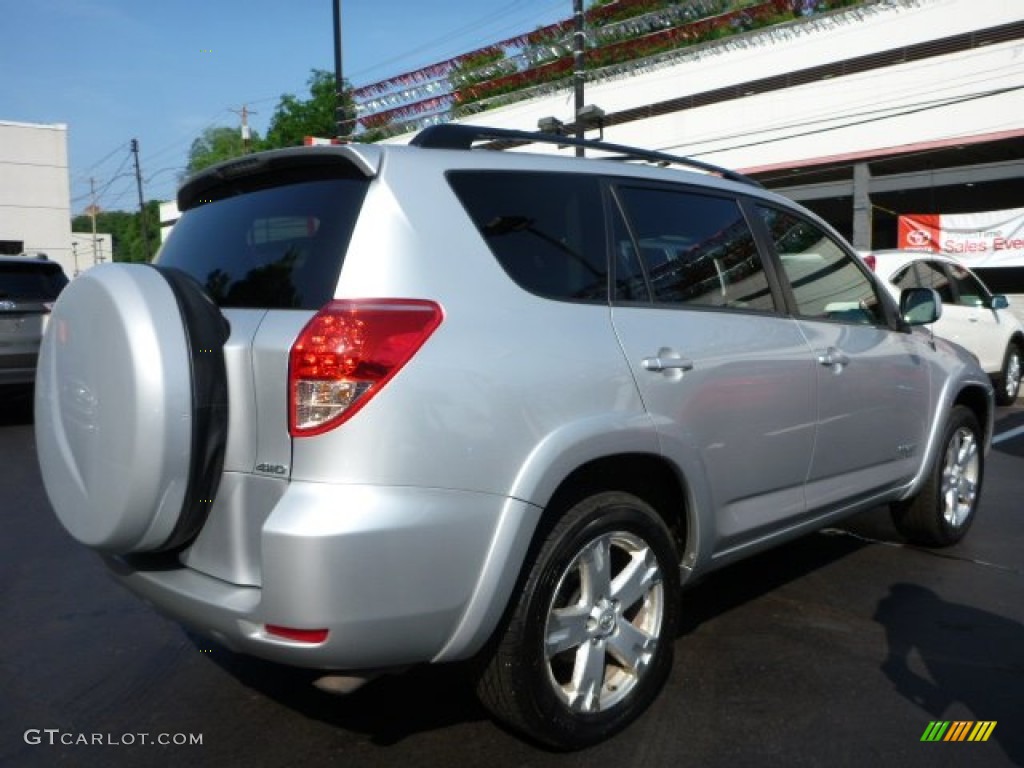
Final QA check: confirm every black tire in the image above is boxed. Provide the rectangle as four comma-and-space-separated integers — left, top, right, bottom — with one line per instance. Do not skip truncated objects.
891, 405, 983, 547
476, 491, 679, 750
153, 266, 230, 552
994, 342, 1022, 406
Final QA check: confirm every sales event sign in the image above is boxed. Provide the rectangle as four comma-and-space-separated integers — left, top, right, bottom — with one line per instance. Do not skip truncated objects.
898, 207, 1024, 267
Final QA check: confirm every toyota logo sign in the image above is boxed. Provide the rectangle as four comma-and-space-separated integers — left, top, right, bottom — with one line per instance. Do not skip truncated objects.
906, 229, 932, 248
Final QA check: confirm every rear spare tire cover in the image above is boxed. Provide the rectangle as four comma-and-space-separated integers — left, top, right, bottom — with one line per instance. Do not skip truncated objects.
35, 263, 224, 554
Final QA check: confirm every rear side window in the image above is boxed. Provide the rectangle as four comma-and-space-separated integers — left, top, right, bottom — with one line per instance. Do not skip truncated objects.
0, 262, 68, 301
614, 186, 775, 311
447, 172, 607, 302
159, 178, 368, 309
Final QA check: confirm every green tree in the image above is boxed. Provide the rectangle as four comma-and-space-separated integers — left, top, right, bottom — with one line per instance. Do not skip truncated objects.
71, 200, 161, 263
186, 124, 260, 175
264, 69, 356, 148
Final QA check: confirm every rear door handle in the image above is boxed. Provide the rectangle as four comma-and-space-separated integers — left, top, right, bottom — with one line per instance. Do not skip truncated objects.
817, 347, 850, 371
642, 356, 694, 373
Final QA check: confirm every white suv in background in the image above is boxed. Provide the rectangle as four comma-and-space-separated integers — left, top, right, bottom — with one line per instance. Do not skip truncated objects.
869, 249, 1024, 405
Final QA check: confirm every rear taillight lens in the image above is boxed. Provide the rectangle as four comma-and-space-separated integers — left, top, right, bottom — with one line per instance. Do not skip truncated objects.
265, 625, 329, 644
288, 299, 443, 436
863, 253, 876, 271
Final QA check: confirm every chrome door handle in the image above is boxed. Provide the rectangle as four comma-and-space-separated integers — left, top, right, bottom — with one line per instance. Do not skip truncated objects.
817, 348, 850, 370
642, 356, 694, 372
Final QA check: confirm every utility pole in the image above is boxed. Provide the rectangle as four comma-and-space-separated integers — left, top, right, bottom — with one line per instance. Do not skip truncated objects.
131, 138, 151, 262
333, 0, 346, 139
88, 177, 101, 263
573, 0, 585, 157
230, 105, 257, 152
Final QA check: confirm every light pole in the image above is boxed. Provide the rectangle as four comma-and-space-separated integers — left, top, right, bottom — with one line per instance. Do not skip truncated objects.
333, 0, 345, 139
573, 0, 585, 156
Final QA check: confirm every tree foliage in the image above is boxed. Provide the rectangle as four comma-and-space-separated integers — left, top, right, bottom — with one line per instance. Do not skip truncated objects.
186, 125, 260, 175
71, 200, 161, 263
264, 69, 357, 148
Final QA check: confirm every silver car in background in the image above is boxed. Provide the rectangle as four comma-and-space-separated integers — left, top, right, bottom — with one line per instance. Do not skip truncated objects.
0, 255, 67, 389
34, 126, 994, 749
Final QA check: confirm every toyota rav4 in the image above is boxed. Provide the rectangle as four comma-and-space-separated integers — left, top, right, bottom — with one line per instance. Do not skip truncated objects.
35, 125, 994, 749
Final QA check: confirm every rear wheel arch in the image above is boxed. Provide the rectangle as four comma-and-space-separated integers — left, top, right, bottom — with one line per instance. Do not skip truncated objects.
539, 453, 691, 562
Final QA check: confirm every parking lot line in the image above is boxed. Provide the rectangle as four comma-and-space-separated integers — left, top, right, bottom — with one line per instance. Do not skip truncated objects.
992, 424, 1024, 445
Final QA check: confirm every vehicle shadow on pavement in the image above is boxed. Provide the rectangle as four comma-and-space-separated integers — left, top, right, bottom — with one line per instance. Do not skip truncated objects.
189, 634, 489, 746
874, 583, 1024, 764
675, 526, 869, 635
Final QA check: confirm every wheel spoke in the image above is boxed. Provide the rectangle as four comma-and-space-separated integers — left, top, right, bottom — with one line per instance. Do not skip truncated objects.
610, 548, 660, 611
567, 639, 606, 712
606, 617, 656, 674
957, 434, 977, 469
579, 536, 612, 604
546, 604, 591, 657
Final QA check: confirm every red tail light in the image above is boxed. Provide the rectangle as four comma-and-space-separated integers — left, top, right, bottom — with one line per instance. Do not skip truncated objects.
863, 253, 877, 271
289, 299, 442, 437
265, 625, 329, 644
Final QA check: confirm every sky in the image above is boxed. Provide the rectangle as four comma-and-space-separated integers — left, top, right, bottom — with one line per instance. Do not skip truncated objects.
2, 0, 570, 214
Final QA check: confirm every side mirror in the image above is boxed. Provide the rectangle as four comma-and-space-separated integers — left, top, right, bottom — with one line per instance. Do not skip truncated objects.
990, 294, 1009, 310
900, 287, 942, 325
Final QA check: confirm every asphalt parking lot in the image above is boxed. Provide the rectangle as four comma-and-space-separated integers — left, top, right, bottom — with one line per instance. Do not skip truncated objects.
1, 389, 1021, 768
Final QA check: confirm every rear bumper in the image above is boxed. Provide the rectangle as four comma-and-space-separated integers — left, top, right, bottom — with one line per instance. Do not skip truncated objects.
105, 481, 540, 671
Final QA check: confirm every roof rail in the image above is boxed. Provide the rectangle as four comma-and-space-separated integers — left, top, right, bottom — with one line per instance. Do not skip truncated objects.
410, 124, 760, 187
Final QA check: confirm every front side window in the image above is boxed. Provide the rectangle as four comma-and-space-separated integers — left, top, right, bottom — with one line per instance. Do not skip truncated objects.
447, 172, 607, 302
759, 206, 883, 325
615, 186, 774, 311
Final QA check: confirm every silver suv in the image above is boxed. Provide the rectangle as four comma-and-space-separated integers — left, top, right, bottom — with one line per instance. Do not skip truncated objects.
35, 126, 993, 749
0, 254, 67, 389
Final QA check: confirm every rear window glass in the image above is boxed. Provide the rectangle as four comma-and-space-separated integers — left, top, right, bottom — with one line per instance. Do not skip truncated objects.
447, 171, 607, 302
158, 178, 368, 309
0, 262, 68, 301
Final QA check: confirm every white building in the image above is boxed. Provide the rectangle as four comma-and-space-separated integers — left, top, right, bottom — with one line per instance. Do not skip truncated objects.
380, 0, 1023, 282
0, 120, 74, 276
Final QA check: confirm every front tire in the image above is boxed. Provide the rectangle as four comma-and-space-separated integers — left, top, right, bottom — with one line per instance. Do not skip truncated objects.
994, 342, 1022, 406
476, 492, 680, 750
891, 405, 983, 547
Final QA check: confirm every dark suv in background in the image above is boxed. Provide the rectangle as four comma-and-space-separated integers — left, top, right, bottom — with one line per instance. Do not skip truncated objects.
0, 255, 68, 391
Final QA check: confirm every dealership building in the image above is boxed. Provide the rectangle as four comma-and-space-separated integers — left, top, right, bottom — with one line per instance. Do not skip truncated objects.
368, 0, 1022, 284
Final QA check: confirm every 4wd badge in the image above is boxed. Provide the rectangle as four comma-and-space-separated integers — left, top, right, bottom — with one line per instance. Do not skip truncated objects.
254, 462, 288, 476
